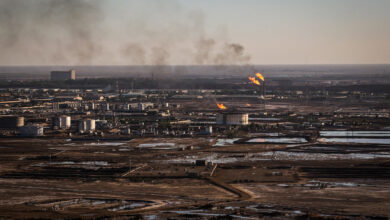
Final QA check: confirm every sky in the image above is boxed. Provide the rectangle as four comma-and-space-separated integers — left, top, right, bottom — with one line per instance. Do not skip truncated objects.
179, 0, 390, 64
0, 0, 389, 65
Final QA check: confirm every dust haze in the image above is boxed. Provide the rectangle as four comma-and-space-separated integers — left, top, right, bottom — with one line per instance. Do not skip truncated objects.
0, 0, 251, 66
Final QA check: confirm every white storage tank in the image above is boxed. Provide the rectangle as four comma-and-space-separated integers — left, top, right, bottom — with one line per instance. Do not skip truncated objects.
86, 119, 95, 131
89, 103, 95, 110
138, 103, 145, 111
53, 116, 71, 129
123, 104, 130, 111
59, 116, 71, 129
16, 117, 24, 127
205, 126, 213, 134
78, 121, 86, 133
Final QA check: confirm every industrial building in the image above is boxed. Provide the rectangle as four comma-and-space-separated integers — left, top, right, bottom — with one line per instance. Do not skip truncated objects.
50, 69, 76, 81
216, 113, 249, 125
19, 125, 44, 137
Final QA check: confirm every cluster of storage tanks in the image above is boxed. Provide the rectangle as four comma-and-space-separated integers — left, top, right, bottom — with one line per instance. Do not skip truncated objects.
53, 116, 96, 133
53, 116, 71, 129
78, 119, 96, 133
0, 116, 24, 128
0, 116, 45, 137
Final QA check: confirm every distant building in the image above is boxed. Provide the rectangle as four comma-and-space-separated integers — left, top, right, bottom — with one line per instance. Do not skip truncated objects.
199, 126, 213, 135
102, 102, 110, 111
138, 102, 154, 111
205, 126, 213, 134
195, 160, 207, 166
50, 69, 76, 80
121, 128, 131, 135
20, 125, 44, 137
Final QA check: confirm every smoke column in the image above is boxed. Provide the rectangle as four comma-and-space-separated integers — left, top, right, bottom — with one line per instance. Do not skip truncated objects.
0, 0, 252, 66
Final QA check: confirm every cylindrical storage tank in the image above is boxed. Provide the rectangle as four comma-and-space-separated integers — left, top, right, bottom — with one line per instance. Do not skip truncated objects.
78, 121, 87, 133
86, 119, 95, 131
16, 117, 24, 127
103, 103, 110, 111
205, 126, 213, 134
216, 113, 249, 125
52, 117, 60, 129
89, 103, 95, 110
59, 116, 71, 129
226, 113, 248, 125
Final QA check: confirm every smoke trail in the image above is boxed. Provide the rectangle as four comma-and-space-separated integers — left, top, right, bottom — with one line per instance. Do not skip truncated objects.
194, 38, 216, 65
0, 0, 103, 65
0, 0, 252, 66
214, 43, 251, 65
121, 44, 146, 65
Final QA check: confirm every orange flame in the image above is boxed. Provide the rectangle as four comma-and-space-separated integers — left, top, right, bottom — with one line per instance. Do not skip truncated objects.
216, 102, 227, 110
248, 76, 261, 86
246, 103, 251, 107
256, 72, 265, 81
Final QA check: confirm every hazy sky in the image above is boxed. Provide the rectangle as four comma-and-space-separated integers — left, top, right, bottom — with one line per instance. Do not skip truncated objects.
0, 0, 389, 65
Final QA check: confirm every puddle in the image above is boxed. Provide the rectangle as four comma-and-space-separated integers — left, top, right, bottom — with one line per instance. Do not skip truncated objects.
136, 143, 182, 149
213, 138, 240, 147
277, 180, 366, 188
32, 161, 109, 170
168, 154, 239, 164
166, 210, 253, 219
109, 202, 148, 211
168, 150, 390, 164
225, 206, 239, 210
250, 117, 280, 121
247, 138, 307, 144
32, 198, 154, 211
245, 205, 305, 218
306, 180, 365, 188
318, 138, 390, 144
33, 161, 109, 166
252, 151, 390, 160
320, 131, 390, 137
83, 142, 126, 146
144, 215, 158, 220
285, 145, 390, 154
250, 133, 280, 137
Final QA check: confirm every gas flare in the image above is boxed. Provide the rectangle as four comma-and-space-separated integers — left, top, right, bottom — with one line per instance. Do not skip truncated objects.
256, 72, 265, 81
216, 102, 227, 110
248, 76, 261, 86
